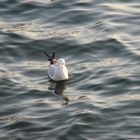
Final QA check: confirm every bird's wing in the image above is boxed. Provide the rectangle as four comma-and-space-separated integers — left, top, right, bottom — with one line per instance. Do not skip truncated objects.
48, 65, 56, 79
64, 66, 68, 74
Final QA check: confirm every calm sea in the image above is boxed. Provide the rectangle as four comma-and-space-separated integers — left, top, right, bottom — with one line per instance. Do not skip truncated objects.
0, 0, 140, 140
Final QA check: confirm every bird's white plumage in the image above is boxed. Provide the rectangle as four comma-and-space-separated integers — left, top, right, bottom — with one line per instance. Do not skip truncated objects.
48, 58, 69, 81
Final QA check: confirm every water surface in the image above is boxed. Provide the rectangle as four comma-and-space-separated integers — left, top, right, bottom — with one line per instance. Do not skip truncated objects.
0, 0, 140, 140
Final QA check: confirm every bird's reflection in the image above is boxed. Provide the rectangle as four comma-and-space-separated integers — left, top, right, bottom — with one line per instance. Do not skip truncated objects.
49, 80, 69, 105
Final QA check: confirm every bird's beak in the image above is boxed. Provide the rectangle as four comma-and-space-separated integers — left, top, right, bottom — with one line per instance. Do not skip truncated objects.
59, 63, 64, 68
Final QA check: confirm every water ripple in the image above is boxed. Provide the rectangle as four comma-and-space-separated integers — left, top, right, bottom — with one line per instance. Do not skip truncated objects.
0, 0, 140, 140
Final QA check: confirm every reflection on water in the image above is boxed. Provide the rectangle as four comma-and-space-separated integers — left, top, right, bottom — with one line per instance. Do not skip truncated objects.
55, 81, 70, 105
49, 80, 69, 105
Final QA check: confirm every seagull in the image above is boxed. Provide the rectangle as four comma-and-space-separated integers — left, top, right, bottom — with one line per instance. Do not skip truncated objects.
43, 52, 69, 81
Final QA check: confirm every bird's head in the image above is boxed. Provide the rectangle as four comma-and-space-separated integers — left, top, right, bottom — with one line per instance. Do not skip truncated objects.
57, 59, 65, 68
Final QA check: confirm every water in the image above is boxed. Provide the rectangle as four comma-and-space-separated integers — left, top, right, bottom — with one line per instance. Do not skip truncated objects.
0, 0, 140, 139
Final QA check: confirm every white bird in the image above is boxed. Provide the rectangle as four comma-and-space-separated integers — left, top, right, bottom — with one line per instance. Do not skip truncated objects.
43, 52, 69, 81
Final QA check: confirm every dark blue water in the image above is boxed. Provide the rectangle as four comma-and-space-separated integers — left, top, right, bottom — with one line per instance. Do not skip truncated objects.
0, 0, 140, 140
